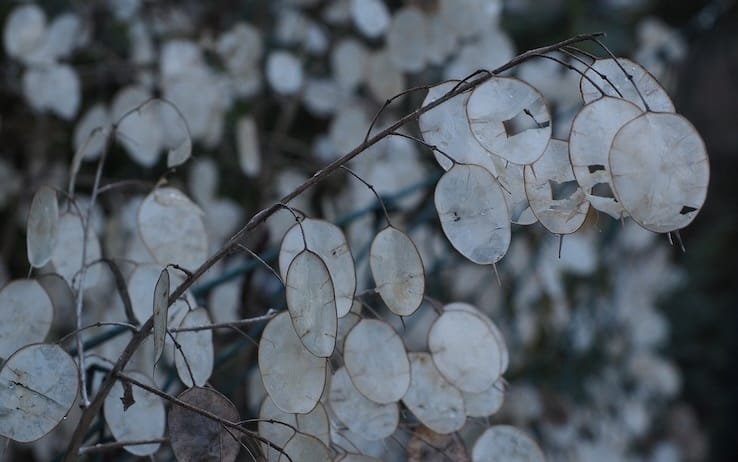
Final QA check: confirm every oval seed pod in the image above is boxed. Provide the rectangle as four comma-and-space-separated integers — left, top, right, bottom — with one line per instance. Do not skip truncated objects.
428, 309, 503, 393
168, 387, 240, 462
351, 0, 390, 39
259, 312, 327, 414
337, 455, 383, 462
343, 319, 410, 404
266, 51, 304, 96
278, 433, 332, 462
137, 187, 208, 272
285, 250, 337, 358
366, 49, 405, 103
279, 218, 356, 317
466, 76, 552, 164
329, 367, 399, 441
493, 157, 537, 225
369, 227, 425, 316
569, 96, 642, 218
26, 186, 59, 268
259, 396, 330, 462
73, 103, 109, 163
157, 99, 192, 168
0, 279, 54, 360
51, 211, 102, 289
259, 396, 295, 462
3, 4, 46, 61
434, 164, 510, 265
444, 302, 508, 374
174, 308, 214, 387
402, 352, 465, 434
525, 139, 590, 234
609, 112, 709, 233
112, 85, 162, 166
128, 263, 188, 326
463, 380, 505, 418
0, 343, 79, 442
472, 425, 545, 462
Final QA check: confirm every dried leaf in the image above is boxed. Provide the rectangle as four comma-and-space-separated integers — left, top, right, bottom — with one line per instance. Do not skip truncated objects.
407, 426, 470, 462
168, 387, 241, 462
121, 381, 134, 411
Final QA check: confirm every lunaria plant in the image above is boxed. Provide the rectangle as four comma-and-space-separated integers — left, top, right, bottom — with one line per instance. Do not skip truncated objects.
0, 1, 709, 460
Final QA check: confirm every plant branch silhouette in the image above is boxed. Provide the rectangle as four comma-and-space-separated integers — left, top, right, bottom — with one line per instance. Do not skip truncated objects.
62, 32, 604, 460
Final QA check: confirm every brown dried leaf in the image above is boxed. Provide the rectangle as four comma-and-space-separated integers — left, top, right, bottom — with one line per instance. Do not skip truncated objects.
407, 426, 470, 462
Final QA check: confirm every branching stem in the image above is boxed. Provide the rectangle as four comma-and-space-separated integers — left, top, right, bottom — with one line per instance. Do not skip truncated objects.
62, 32, 605, 460
78, 438, 168, 455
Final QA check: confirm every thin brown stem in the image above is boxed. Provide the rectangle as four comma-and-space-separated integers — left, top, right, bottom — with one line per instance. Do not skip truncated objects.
389, 132, 456, 165
68, 126, 108, 198
99, 258, 138, 325
363, 83, 433, 143
340, 165, 393, 227
562, 45, 598, 61
73, 130, 112, 407
531, 53, 607, 96
236, 245, 283, 285
591, 37, 650, 110
561, 48, 625, 99
171, 310, 278, 333
96, 179, 154, 194
276, 202, 307, 249
56, 321, 138, 346
78, 438, 168, 455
